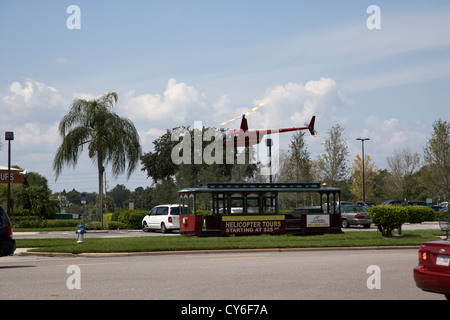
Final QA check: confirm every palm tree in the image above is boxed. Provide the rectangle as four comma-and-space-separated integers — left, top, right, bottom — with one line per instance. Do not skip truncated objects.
53, 92, 141, 228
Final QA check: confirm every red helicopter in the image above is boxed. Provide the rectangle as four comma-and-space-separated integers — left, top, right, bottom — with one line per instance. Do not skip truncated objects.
218, 102, 316, 152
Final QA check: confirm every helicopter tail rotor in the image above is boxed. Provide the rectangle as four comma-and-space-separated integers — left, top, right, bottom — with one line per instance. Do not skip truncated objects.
308, 116, 316, 135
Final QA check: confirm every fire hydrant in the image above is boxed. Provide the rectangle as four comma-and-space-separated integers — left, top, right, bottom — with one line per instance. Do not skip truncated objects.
75, 224, 86, 244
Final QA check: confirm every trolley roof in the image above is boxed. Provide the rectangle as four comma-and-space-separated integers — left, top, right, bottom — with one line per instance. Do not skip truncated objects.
178, 182, 341, 194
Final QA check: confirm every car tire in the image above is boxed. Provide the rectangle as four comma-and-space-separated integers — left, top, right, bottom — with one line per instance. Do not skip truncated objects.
161, 222, 167, 233
341, 219, 349, 228
143, 221, 149, 232
363, 224, 371, 229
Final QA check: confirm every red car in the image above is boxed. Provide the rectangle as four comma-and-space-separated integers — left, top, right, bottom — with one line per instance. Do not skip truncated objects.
414, 238, 450, 300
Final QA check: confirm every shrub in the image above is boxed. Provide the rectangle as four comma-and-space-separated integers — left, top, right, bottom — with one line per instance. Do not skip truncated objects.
13, 215, 41, 221
111, 211, 121, 222
12, 219, 81, 229
405, 206, 435, 223
46, 219, 80, 228
368, 206, 408, 237
105, 221, 125, 230
115, 209, 148, 229
85, 221, 101, 230
12, 219, 46, 229
13, 209, 33, 217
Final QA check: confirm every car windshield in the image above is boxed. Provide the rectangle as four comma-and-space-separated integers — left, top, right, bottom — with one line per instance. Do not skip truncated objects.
342, 206, 368, 213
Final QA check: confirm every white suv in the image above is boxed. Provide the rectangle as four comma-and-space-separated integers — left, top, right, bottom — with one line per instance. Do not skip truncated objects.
142, 204, 182, 233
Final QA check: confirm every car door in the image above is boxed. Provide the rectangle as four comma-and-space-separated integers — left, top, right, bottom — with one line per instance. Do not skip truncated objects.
147, 207, 158, 229
0, 206, 15, 257
169, 206, 180, 227
156, 206, 169, 228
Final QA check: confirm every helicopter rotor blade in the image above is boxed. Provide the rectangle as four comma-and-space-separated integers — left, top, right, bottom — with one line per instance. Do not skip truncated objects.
218, 102, 265, 127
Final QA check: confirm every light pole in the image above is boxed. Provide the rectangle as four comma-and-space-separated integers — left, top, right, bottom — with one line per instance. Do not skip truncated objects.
356, 138, 370, 204
5, 132, 14, 217
266, 138, 273, 183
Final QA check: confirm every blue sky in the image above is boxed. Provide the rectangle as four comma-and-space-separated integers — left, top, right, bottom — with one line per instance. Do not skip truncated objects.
1, 0, 449, 193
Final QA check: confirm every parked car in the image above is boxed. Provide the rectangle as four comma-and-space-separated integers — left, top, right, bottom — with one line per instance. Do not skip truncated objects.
142, 204, 184, 233
0, 205, 16, 257
413, 238, 450, 300
322, 201, 353, 211
382, 200, 403, 206
340, 205, 371, 228
355, 200, 375, 207
438, 202, 449, 212
404, 200, 427, 206
402, 200, 440, 212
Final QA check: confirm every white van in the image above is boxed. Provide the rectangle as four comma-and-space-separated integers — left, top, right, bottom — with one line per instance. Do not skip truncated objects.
142, 204, 182, 233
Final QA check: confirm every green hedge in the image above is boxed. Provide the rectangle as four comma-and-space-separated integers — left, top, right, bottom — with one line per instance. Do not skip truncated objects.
369, 206, 408, 237
368, 205, 435, 237
12, 219, 80, 229
405, 206, 435, 223
112, 209, 148, 229
84, 221, 126, 230
12, 211, 144, 230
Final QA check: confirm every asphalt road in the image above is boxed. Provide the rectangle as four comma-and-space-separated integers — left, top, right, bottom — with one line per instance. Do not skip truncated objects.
4, 222, 446, 303
0, 248, 445, 301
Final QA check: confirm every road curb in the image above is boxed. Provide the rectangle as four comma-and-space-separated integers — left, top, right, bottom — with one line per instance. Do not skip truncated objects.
18, 245, 421, 258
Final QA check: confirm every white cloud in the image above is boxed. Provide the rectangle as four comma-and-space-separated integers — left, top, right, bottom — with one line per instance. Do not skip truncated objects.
212, 94, 232, 120
0, 76, 432, 190
138, 127, 167, 150
54, 57, 71, 65
13, 122, 60, 150
122, 78, 208, 127
350, 115, 428, 169
256, 78, 350, 131
6, 78, 57, 103
1, 78, 66, 124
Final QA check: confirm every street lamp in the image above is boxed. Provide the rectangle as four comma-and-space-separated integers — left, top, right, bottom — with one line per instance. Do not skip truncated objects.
5, 132, 14, 217
356, 138, 370, 204
266, 138, 273, 183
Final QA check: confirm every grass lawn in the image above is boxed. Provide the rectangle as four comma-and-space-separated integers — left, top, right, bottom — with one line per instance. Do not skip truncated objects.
15, 230, 443, 254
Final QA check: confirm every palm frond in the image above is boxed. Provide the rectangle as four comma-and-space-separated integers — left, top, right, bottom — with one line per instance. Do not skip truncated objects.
53, 91, 141, 181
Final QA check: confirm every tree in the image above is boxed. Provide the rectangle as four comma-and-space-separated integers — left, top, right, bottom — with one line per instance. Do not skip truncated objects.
230, 146, 258, 182
370, 169, 391, 204
126, 186, 153, 210
349, 154, 378, 201
387, 148, 420, 200
317, 124, 349, 186
140, 128, 179, 183
287, 131, 313, 182
109, 184, 131, 209
424, 119, 450, 202
21, 185, 59, 219
24, 172, 50, 190
53, 92, 142, 228
277, 132, 315, 207
65, 188, 81, 205
141, 126, 255, 187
